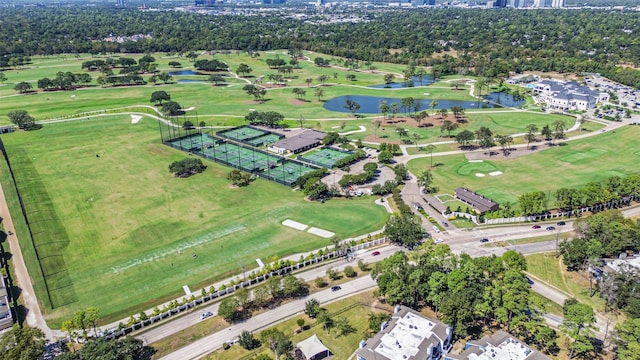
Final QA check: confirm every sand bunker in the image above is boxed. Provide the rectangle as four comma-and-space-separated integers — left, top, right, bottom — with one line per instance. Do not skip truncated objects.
131, 115, 142, 124
489, 171, 503, 176
475, 173, 486, 177
307, 227, 335, 238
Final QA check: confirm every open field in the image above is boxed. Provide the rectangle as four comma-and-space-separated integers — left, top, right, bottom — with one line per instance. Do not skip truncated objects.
407, 125, 640, 206
525, 253, 606, 311
0, 117, 388, 326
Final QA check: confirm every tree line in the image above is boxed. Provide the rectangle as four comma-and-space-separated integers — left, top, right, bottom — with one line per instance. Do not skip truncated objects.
1, 8, 640, 87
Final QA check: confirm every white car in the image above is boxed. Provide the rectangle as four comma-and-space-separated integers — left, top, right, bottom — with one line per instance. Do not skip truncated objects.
434, 238, 444, 244
432, 226, 440, 233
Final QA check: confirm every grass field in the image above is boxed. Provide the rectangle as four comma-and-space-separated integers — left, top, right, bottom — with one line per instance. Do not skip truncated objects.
407, 125, 640, 206
525, 253, 606, 311
0, 116, 388, 326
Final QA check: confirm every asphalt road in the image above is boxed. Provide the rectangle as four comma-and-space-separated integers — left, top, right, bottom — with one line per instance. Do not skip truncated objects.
158, 276, 378, 360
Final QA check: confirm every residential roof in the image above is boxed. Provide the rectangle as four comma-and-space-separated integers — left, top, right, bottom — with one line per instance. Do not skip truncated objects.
297, 334, 330, 359
447, 331, 549, 360
270, 129, 326, 152
356, 306, 451, 360
454, 188, 499, 213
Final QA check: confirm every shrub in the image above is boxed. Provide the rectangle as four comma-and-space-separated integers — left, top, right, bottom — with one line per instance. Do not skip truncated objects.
344, 266, 357, 278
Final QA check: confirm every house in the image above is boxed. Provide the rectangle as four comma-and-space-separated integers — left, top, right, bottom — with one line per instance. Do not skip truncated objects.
454, 188, 499, 214
445, 330, 549, 360
533, 79, 607, 111
268, 130, 326, 155
356, 305, 453, 360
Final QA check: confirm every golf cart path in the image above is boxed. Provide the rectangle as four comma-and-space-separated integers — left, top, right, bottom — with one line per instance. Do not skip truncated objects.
0, 181, 57, 342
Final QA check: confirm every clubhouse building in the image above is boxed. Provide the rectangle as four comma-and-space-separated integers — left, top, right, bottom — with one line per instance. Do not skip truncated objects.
454, 188, 500, 214
268, 129, 326, 155
532, 79, 608, 111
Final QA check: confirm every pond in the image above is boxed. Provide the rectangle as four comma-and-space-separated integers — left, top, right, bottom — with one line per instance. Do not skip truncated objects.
482, 92, 526, 108
168, 69, 205, 76
368, 75, 435, 89
323, 93, 524, 114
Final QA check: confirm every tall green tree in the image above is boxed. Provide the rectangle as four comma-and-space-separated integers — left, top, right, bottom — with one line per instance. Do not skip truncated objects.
0, 325, 47, 360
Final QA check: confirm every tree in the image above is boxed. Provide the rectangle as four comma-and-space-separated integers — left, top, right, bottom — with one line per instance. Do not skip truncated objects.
562, 298, 596, 359
411, 133, 420, 147
218, 296, 240, 322
242, 84, 266, 101
57, 336, 155, 360
317, 308, 334, 334
313, 87, 324, 101
384, 213, 424, 249
303, 177, 328, 201
456, 130, 475, 148
417, 170, 434, 193
440, 120, 459, 137
150, 90, 170, 105
169, 158, 206, 177
343, 99, 360, 116
379, 100, 390, 120
282, 275, 309, 298
239, 330, 261, 350
227, 169, 252, 187
236, 63, 252, 77
14, 81, 32, 93
8, 110, 38, 130
305, 78, 313, 87
161, 100, 183, 116
378, 150, 393, 164
541, 124, 553, 141
430, 100, 439, 115
552, 120, 566, 144
304, 298, 321, 318
0, 325, 46, 360
424, 144, 436, 168
0, 71, 7, 84
372, 119, 382, 138
615, 318, 640, 360
208, 74, 225, 86
525, 123, 538, 150
260, 328, 293, 360
383, 73, 395, 87
335, 316, 356, 337
168, 61, 181, 68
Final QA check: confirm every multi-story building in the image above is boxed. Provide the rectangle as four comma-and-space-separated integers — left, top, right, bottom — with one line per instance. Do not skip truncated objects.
0, 273, 13, 332
356, 306, 453, 360
533, 79, 608, 111
445, 331, 550, 360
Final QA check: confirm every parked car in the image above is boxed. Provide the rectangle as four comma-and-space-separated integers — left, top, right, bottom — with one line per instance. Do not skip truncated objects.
546, 226, 556, 231
557, 221, 566, 226
532, 225, 541, 229
372, 251, 381, 256
432, 225, 440, 233
200, 311, 213, 320
480, 238, 489, 243
331, 286, 342, 292
434, 238, 444, 244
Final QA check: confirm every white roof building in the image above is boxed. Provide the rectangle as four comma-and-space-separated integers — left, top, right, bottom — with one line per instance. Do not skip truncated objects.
445, 331, 549, 360
356, 306, 453, 360
533, 79, 608, 111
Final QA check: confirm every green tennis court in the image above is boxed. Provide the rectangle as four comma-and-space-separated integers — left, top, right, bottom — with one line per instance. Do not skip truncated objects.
216, 126, 268, 142
300, 148, 352, 168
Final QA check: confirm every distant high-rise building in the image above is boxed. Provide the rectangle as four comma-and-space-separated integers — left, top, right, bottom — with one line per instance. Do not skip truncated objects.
492, 0, 507, 7
551, 0, 564, 7
195, 0, 219, 6
509, 0, 522, 7
116, 0, 125, 6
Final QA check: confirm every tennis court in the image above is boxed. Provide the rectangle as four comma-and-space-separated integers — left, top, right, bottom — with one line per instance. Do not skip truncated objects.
299, 147, 353, 168
263, 160, 317, 186
217, 126, 268, 142
246, 134, 284, 147
202, 141, 283, 172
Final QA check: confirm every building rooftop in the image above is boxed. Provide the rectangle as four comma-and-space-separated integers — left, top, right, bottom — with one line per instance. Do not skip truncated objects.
454, 188, 499, 213
357, 306, 451, 360
270, 130, 325, 152
448, 331, 549, 360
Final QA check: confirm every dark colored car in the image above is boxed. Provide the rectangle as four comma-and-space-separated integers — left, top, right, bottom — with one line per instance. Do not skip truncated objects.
546, 226, 556, 231
532, 225, 541, 229
480, 238, 489, 243
331, 286, 342, 292
200, 311, 213, 320
372, 251, 381, 256
557, 221, 566, 226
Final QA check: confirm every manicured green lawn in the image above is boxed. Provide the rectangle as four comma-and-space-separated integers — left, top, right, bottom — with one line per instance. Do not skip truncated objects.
408, 125, 640, 206
0, 117, 388, 326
